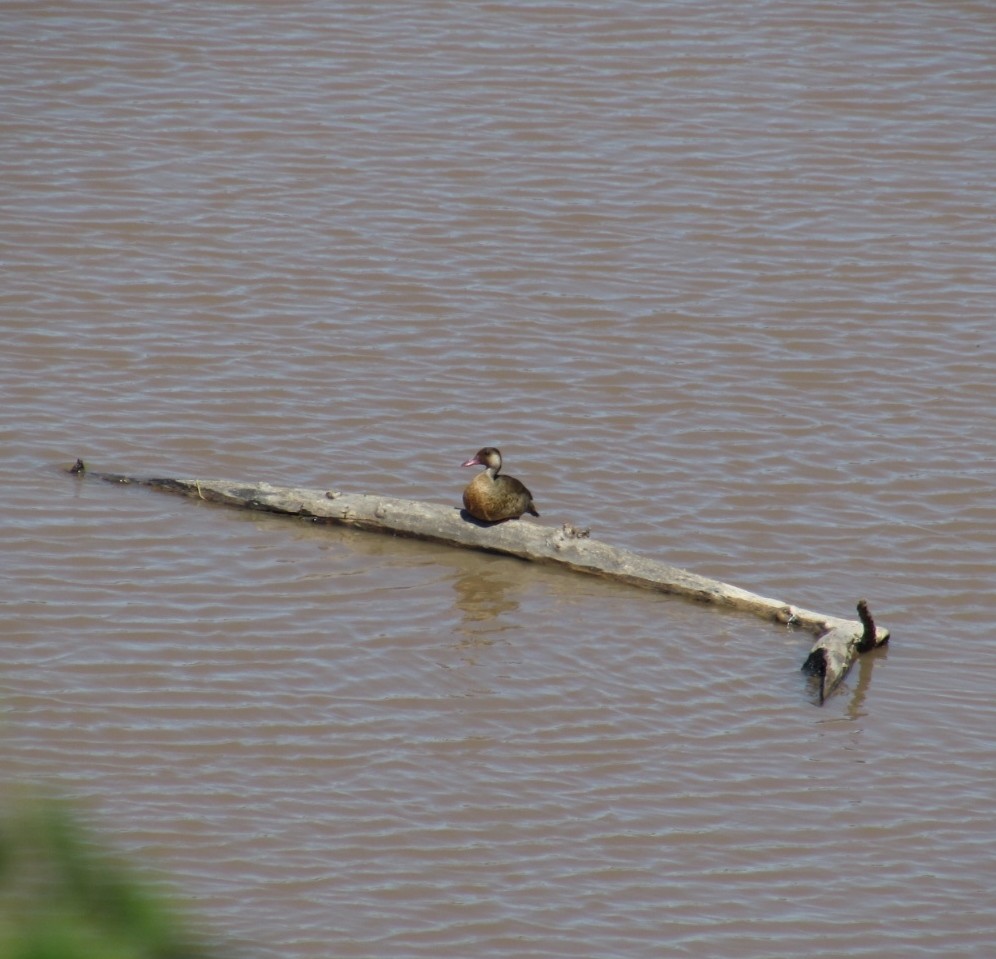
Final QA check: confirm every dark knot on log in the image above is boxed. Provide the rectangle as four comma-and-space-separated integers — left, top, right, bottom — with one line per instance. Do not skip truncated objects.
855, 598, 879, 653
800, 647, 830, 704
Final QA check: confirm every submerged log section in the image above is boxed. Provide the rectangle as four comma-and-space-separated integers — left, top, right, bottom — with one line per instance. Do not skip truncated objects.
73, 461, 889, 703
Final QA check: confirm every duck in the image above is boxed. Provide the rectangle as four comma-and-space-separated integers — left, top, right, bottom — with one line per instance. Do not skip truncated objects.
460, 447, 540, 523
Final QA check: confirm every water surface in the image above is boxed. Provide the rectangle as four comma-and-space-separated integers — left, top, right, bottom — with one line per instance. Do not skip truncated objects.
3, 2, 996, 957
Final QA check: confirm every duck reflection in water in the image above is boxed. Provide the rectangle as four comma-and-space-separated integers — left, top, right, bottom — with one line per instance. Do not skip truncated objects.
460, 447, 540, 523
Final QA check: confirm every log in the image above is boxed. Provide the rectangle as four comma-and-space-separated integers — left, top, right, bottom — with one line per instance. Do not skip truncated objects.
70, 459, 889, 703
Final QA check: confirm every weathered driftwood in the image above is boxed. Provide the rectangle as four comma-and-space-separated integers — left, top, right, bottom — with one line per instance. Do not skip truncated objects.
71, 460, 889, 702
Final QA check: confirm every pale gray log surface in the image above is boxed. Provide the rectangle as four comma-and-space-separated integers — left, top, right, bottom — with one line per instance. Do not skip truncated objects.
79, 465, 890, 702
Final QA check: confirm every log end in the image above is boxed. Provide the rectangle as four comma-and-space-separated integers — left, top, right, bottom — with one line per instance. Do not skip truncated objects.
800, 600, 890, 704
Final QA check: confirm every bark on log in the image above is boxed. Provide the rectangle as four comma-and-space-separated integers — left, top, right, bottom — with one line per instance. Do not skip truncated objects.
71, 460, 889, 702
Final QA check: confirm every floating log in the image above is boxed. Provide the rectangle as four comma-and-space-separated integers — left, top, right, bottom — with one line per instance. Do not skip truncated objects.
70, 459, 889, 702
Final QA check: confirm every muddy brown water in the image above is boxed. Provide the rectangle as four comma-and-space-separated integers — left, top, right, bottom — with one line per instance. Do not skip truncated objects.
3, 2, 995, 957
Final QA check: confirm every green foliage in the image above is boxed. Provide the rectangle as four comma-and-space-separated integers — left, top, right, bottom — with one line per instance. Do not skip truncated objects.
0, 796, 224, 959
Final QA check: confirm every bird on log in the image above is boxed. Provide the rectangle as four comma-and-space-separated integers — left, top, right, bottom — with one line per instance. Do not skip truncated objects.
460, 447, 540, 523
65, 458, 890, 704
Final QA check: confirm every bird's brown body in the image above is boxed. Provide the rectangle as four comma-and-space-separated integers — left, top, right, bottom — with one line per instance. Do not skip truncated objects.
460, 447, 539, 523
